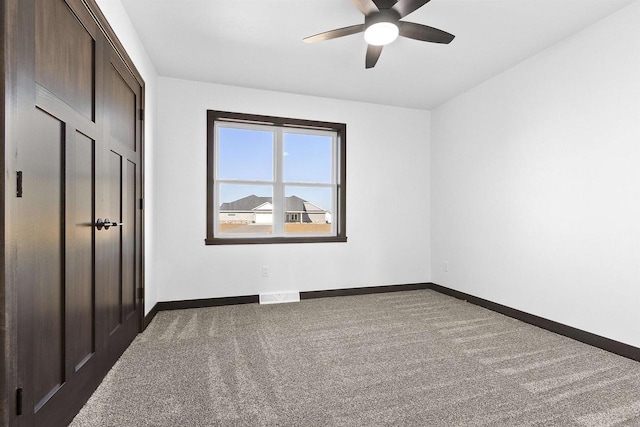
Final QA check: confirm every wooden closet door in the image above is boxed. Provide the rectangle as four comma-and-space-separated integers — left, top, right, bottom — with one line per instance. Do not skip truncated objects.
95, 46, 143, 372
16, 0, 101, 425
13, 0, 144, 425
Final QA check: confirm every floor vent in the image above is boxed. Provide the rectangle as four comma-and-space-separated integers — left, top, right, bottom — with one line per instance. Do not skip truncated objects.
259, 291, 300, 305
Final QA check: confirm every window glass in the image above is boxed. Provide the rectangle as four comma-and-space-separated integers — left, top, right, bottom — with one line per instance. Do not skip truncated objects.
218, 127, 273, 181
218, 184, 272, 235
284, 186, 333, 234
284, 133, 332, 183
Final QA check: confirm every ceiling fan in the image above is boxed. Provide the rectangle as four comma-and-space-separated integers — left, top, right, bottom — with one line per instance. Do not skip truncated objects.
303, 0, 455, 69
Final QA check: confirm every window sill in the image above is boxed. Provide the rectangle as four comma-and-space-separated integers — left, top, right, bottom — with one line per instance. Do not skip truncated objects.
205, 236, 348, 245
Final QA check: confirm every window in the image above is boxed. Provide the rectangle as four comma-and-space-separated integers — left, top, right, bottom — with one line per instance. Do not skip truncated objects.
206, 110, 347, 244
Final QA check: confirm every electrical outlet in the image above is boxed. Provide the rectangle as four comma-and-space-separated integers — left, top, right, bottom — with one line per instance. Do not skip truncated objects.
443, 262, 449, 273
261, 265, 269, 277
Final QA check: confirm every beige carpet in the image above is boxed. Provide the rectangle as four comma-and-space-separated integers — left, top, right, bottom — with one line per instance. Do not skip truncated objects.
70, 289, 640, 426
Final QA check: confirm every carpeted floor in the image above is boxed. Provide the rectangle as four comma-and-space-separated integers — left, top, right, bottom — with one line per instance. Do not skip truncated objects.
70, 289, 640, 426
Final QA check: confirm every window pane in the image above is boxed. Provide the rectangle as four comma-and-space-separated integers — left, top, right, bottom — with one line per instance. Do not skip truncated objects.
284, 186, 332, 234
218, 127, 273, 181
283, 133, 332, 183
218, 183, 273, 235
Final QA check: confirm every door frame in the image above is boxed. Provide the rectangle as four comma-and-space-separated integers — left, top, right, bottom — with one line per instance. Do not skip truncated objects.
1, 0, 146, 425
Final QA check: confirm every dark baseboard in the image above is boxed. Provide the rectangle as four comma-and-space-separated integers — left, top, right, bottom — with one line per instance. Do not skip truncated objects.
143, 303, 159, 330
428, 283, 640, 363
151, 284, 430, 315
301, 282, 431, 300
156, 294, 259, 311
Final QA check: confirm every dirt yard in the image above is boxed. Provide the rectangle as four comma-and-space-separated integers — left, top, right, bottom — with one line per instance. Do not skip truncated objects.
218, 223, 331, 233
218, 223, 251, 232
284, 223, 331, 233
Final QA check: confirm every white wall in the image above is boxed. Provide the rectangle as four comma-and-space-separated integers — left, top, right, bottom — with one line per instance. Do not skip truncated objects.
96, 0, 159, 314
155, 77, 431, 302
431, 1, 640, 347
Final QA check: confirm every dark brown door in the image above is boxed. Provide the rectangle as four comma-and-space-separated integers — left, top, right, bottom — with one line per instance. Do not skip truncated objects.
13, 0, 144, 425
96, 48, 143, 371
16, 105, 100, 427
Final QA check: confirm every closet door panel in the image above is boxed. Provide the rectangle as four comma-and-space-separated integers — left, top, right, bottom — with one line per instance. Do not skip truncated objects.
23, 110, 66, 413
66, 131, 95, 371
35, 0, 94, 120
123, 160, 137, 319
107, 66, 136, 152
105, 151, 123, 336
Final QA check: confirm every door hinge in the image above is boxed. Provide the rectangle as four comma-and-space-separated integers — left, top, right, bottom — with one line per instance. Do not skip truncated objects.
139, 109, 145, 121
17, 171, 23, 198
16, 388, 23, 416
139, 198, 144, 210
137, 288, 144, 300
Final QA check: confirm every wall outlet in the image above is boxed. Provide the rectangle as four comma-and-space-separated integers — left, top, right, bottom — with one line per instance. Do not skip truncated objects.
261, 265, 269, 277
443, 262, 449, 273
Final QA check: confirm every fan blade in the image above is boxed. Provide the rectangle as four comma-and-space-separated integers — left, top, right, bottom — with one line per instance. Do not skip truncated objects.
399, 21, 455, 44
349, 0, 379, 16
365, 44, 383, 69
303, 24, 365, 43
373, 0, 399, 10
392, 0, 431, 18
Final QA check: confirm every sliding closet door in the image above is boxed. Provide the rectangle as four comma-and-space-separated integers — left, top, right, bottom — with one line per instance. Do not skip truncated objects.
12, 0, 144, 425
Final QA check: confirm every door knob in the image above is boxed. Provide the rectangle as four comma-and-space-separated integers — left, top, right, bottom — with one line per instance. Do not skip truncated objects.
103, 219, 123, 230
96, 218, 123, 230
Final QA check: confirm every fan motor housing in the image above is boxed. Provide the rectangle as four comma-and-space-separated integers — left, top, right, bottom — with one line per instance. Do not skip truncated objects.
365, 9, 401, 30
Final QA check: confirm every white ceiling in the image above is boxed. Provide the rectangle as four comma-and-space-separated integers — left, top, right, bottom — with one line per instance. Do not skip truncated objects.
120, 0, 635, 110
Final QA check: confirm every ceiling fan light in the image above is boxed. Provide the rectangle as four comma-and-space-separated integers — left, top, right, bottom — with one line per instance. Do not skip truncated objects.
364, 22, 399, 46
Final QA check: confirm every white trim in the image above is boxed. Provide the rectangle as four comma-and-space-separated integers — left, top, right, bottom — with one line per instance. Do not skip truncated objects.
273, 127, 284, 234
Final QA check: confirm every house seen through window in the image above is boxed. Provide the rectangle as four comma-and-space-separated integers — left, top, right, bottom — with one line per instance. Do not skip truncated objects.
206, 110, 346, 244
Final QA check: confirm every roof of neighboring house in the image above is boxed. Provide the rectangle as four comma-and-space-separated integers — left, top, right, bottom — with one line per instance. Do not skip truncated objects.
302, 201, 324, 213
220, 195, 325, 213
219, 194, 267, 211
